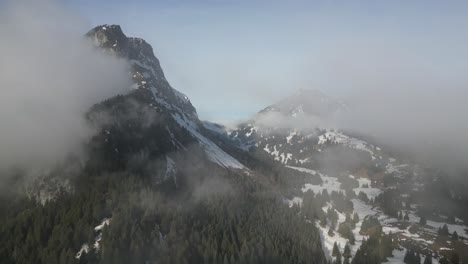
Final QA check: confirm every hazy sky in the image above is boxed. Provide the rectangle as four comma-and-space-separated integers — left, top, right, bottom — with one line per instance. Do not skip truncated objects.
61, 0, 468, 122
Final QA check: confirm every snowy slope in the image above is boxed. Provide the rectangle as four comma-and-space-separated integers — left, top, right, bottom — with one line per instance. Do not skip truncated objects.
172, 113, 245, 170
286, 165, 468, 262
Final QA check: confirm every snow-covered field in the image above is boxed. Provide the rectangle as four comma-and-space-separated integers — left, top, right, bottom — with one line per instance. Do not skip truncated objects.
286, 165, 468, 262
351, 175, 382, 199
318, 131, 376, 156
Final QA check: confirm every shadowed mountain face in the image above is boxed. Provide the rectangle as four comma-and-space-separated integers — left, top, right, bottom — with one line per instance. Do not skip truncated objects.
86, 25, 198, 119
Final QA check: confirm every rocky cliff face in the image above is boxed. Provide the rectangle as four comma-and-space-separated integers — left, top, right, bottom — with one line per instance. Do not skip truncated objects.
86, 25, 197, 119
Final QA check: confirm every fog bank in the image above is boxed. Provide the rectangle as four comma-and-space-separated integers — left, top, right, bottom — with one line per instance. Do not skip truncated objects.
0, 0, 130, 170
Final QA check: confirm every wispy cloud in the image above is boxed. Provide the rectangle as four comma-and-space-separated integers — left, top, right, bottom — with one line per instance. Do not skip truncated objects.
0, 0, 130, 170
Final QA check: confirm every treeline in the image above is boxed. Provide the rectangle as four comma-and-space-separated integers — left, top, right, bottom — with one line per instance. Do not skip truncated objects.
0, 169, 328, 264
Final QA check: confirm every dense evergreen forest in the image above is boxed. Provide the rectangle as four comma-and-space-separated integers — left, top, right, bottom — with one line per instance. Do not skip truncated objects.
0, 170, 326, 264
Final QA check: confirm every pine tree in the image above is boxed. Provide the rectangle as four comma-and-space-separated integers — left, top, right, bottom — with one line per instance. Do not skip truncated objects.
439, 257, 449, 264
404, 212, 410, 221
353, 212, 359, 224
345, 212, 351, 223
419, 216, 427, 226
343, 257, 350, 264
332, 242, 340, 257
404, 250, 411, 263
423, 255, 432, 264
452, 231, 459, 240
451, 251, 460, 264
439, 224, 449, 237
335, 253, 342, 264
343, 244, 351, 258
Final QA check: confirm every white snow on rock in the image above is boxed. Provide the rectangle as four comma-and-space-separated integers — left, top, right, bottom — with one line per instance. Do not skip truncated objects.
245, 127, 256, 137
286, 166, 317, 175
202, 121, 226, 135
286, 130, 297, 144
286, 196, 303, 207
385, 163, 409, 175
76, 218, 111, 259
318, 131, 374, 156
165, 156, 176, 179
94, 218, 111, 232
262, 144, 293, 164
287, 166, 341, 195
172, 113, 245, 170
75, 244, 90, 259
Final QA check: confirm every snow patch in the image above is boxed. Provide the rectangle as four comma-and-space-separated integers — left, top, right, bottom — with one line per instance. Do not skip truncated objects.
172, 113, 245, 169
318, 131, 374, 156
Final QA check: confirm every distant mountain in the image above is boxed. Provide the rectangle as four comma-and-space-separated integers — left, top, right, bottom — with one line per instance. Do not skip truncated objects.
218, 89, 468, 263
259, 89, 347, 119
226, 90, 383, 168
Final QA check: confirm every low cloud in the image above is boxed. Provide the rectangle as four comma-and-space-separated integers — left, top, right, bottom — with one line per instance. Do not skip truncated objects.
0, 0, 130, 170
289, 38, 468, 168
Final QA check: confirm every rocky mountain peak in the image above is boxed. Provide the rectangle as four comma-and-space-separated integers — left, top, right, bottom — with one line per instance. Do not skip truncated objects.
86, 24, 197, 118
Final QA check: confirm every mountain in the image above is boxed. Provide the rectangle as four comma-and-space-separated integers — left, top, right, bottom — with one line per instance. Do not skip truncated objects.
86, 25, 246, 171
87, 25, 196, 118
259, 89, 347, 119
0, 25, 328, 264
227, 90, 380, 168
2, 24, 467, 264
222, 89, 468, 263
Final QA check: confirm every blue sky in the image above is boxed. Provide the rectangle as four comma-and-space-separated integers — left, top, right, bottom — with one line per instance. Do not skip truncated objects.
64, 0, 468, 123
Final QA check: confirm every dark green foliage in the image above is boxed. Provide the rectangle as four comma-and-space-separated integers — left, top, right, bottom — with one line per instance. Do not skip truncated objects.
451, 251, 460, 264
351, 236, 380, 264
404, 212, 410, 221
352, 212, 359, 224
343, 244, 351, 258
375, 190, 401, 218
338, 223, 355, 245
423, 255, 432, 264
302, 190, 327, 222
438, 224, 450, 237
404, 249, 421, 264
330, 191, 354, 214
0, 170, 327, 264
327, 207, 339, 229
439, 257, 449, 264
360, 216, 382, 236
332, 242, 341, 257
351, 232, 394, 264
419, 216, 427, 226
